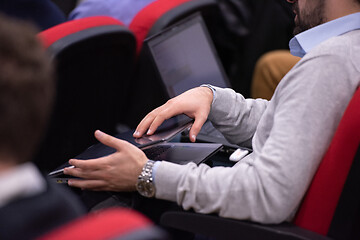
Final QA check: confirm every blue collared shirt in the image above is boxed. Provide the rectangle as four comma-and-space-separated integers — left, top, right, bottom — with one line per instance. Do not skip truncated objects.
290, 12, 360, 57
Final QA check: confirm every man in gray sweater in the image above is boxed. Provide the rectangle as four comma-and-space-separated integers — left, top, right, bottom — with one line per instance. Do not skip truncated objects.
65, 0, 360, 223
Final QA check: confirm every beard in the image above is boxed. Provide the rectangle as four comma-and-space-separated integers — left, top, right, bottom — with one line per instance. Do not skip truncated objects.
293, 0, 326, 35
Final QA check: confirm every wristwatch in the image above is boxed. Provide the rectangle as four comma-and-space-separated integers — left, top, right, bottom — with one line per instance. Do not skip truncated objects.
136, 160, 156, 198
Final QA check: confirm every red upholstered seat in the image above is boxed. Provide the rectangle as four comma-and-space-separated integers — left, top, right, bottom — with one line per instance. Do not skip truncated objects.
35, 16, 136, 172
38, 16, 124, 49
129, 0, 192, 54
294, 87, 360, 235
39, 208, 168, 240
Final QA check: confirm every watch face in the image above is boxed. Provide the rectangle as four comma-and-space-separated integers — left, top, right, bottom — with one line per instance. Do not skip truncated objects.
136, 180, 155, 198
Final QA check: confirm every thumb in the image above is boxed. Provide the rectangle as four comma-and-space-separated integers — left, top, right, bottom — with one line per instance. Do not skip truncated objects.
188, 117, 207, 142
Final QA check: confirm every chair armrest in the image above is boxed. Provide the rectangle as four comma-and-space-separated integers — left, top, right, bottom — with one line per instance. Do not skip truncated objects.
160, 210, 332, 240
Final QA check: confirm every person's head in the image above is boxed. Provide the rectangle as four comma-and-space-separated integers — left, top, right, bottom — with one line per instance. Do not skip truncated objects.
0, 14, 54, 166
287, 0, 360, 35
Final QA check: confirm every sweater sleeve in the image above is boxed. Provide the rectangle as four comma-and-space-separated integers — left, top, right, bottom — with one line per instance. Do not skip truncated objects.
208, 86, 268, 147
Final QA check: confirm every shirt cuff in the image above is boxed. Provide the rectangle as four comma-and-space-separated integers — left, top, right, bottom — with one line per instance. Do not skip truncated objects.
200, 84, 216, 105
151, 160, 161, 182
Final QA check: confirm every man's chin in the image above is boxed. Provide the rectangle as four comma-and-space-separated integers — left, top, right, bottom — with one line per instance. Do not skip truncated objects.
293, 26, 302, 35
293, 21, 310, 35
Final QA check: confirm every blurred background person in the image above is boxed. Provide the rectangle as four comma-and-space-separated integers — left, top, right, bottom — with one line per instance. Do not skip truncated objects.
0, 14, 85, 240
0, 0, 66, 31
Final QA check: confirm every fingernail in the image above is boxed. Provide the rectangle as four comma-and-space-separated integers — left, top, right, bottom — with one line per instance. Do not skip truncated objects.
191, 135, 196, 142
67, 180, 72, 186
147, 129, 152, 135
95, 130, 104, 138
133, 131, 140, 137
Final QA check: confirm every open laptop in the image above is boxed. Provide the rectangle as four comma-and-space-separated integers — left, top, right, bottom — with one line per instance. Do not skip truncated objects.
49, 115, 222, 183
145, 13, 238, 149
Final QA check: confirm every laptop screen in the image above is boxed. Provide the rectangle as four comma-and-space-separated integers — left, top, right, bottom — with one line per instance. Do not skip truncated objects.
146, 14, 230, 98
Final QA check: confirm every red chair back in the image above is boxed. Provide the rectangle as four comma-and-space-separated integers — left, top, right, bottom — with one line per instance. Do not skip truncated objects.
294, 87, 360, 237
35, 17, 136, 172
129, 0, 192, 54
39, 208, 168, 240
38, 16, 124, 49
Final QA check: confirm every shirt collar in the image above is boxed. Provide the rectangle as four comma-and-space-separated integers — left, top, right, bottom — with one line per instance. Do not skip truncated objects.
289, 12, 360, 57
0, 162, 46, 208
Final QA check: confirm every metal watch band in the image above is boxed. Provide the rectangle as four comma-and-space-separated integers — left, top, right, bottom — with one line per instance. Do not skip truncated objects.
136, 160, 156, 198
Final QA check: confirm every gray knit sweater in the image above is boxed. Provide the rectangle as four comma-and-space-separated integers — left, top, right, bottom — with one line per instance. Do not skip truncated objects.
154, 30, 360, 223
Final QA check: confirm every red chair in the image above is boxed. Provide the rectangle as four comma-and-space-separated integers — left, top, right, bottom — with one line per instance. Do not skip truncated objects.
128, 0, 184, 52
160, 87, 360, 239
35, 16, 136, 172
39, 208, 169, 240
129, 0, 241, 59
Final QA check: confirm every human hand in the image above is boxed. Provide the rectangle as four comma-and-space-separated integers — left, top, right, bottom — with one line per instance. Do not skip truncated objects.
133, 86, 213, 142
64, 130, 148, 191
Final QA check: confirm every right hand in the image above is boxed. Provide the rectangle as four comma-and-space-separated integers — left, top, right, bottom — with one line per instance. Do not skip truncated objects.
133, 86, 214, 142
64, 130, 148, 192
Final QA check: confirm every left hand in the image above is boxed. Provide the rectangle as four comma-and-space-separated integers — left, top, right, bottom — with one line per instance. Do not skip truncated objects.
64, 130, 148, 191
134, 87, 213, 142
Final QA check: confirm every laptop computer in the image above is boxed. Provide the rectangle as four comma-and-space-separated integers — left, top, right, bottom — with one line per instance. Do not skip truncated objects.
145, 13, 239, 149
49, 115, 222, 182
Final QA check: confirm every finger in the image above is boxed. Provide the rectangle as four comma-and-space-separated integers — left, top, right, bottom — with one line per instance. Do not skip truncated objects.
146, 114, 169, 135
64, 163, 99, 179
135, 111, 168, 136
133, 110, 158, 137
95, 130, 126, 151
136, 98, 185, 136
147, 105, 182, 135
68, 179, 108, 190
67, 154, 119, 170
66, 159, 102, 171
189, 116, 208, 142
